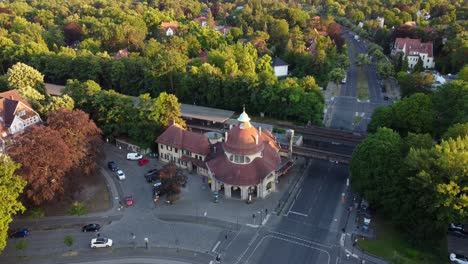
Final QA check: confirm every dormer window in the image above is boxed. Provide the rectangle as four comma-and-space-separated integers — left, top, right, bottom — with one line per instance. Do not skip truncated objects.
18, 110, 26, 117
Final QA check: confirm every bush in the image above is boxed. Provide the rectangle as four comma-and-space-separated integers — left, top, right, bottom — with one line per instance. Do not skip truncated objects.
68, 202, 87, 216
64, 235, 74, 247
27, 207, 45, 219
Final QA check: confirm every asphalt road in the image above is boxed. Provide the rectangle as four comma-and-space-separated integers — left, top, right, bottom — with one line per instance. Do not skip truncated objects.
240, 159, 349, 264
328, 31, 393, 133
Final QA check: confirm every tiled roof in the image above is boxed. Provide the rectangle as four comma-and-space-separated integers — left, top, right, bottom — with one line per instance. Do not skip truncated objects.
207, 142, 281, 186
2, 99, 18, 126
156, 124, 210, 156
271, 57, 288, 67
394, 37, 433, 57
224, 122, 279, 155
161, 21, 178, 29
0, 90, 30, 107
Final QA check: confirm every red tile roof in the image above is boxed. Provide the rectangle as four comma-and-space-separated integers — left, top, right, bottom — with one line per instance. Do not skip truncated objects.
224, 123, 279, 155
207, 142, 281, 186
161, 21, 179, 29
0, 90, 31, 107
394, 37, 433, 57
156, 124, 210, 156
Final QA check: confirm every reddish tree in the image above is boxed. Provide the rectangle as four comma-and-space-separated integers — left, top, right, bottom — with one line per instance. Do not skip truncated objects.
9, 126, 73, 205
63, 21, 83, 44
47, 109, 102, 175
159, 162, 183, 202
327, 22, 345, 51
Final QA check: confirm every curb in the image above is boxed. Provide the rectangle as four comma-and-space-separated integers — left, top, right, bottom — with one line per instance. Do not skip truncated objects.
275, 159, 311, 215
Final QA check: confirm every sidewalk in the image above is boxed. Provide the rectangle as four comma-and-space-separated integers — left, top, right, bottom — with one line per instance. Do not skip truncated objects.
0, 246, 213, 264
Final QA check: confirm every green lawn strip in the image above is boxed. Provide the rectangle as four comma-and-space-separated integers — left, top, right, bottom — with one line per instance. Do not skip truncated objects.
356, 67, 369, 101
358, 216, 449, 264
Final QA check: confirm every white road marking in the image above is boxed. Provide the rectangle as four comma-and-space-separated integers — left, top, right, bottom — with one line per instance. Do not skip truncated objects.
235, 231, 261, 264
246, 224, 259, 228
340, 233, 345, 246
269, 230, 333, 249
262, 214, 270, 225
245, 235, 331, 264
211, 241, 221, 253
289, 211, 308, 217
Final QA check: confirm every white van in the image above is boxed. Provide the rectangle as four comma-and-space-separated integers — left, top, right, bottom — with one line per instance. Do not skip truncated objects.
127, 153, 143, 160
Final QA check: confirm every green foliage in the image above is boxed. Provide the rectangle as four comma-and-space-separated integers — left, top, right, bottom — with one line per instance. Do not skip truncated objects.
64, 235, 74, 247
328, 68, 346, 83
356, 54, 371, 67
68, 202, 87, 216
0, 156, 26, 253
401, 133, 434, 155
432, 80, 468, 135
40, 95, 75, 116
458, 65, 468, 82
398, 72, 434, 97
392, 93, 436, 135
377, 61, 395, 80
26, 207, 45, 219
15, 239, 27, 253
6, 62, 45, 102
442, 123, 468, 140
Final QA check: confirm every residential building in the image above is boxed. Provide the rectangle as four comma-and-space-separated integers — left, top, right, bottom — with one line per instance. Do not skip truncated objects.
271, 57, 289, 77
161, 21, 178, 36
376, 17, 385, 28
114, 48, 130, 60
391, 38, 435, 69
156, 121, 211, 176
0, 90, 42, 137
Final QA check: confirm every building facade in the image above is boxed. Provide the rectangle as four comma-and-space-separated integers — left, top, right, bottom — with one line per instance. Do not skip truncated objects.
0, 90, 42, 137
391, 37, 435, 69
156, 110, 282, 201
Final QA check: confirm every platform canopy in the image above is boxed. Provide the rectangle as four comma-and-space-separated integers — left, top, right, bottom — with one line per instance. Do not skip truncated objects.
180, 104, 235, 124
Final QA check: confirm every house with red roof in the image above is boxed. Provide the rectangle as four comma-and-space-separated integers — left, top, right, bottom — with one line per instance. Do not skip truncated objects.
0, 90, 42, 137
161, 21, 178, 36
156, 120, 211, 176
156, 109, 282, 200
391, 37, 435, 69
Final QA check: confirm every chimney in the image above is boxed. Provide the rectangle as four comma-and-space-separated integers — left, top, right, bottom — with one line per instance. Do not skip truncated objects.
255, 134, 258, 145
10, 96, 13, 100
225, 131, 228, 142
259, 126, 262, 136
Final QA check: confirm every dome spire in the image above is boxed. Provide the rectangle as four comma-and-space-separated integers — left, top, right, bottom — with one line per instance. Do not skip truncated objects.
237, 105, 251, 123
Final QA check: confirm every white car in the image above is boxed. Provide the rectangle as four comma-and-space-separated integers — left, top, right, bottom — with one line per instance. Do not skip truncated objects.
90, 238, 113, 248
127, 153, 143, 160
451, 253, 468, 264
116, 170, 125, 180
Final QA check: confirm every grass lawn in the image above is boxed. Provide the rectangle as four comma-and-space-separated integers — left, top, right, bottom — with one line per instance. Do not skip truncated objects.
357, 67, 369, 101
358, 216, 449, 264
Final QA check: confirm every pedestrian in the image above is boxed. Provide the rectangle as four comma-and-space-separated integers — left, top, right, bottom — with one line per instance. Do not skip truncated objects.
225, 234, 228, 240
97, 233, 101, 238
265, 208, 268, 215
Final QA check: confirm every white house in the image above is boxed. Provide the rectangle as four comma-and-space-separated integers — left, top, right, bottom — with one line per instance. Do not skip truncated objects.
376, 17, 385, 28
271, 57, 289, 77
391, 38, 435, 69
161, 22, 178, 37
0, 90, 42, 137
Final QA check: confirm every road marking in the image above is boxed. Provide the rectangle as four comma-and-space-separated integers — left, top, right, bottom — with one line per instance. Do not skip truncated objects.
211, 241, 221, 253
269, 230, 333, 249
246, 224, 259, 228
289, 211, 308, 217
262, 214, 270, 225
340, 233, 345, 246
245, 235, 331, 264
249, 233, 259, 246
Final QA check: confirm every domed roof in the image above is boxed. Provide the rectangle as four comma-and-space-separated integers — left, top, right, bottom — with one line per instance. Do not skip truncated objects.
224, 123, 264, 155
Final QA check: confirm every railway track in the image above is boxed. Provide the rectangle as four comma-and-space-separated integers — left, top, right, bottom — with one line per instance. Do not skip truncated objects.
286, 146, 353, 164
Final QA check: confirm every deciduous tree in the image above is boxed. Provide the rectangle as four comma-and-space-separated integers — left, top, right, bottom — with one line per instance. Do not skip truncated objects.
9, 126, 73, 205
6, 62, 45, 102
0, 156, 26, 253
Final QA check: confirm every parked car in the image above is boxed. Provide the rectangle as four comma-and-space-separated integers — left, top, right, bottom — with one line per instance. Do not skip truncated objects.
9, 228, 29, 238
125, 194, 134, 206
145, 169, 160, 182
450, 253, 468, 264
107, 161, 117, 171
82, 224, 101, 232
138, 158, 149, 166
90, 238, 113, 248
448, 224, 468, 238
115, 170, 126, 180
127, 153, 143, 160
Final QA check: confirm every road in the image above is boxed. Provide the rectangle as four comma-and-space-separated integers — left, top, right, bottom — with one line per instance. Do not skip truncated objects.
231, 159, 349, 264
327, 30, 393, 133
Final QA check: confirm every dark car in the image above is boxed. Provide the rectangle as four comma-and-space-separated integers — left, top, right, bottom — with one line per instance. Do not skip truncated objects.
107, 161, 117, 171
82, 224, 101, 232
145, 169, 160, 183
10, 228, 29, 238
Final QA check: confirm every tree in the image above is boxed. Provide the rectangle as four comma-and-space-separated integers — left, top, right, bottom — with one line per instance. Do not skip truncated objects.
401, 132, 433, 155
355, 54, 371, 67
350, 128, 403, 211
392, 93, 436, 135
398, 72, 434, 97
64, 235, 74, 248
328, 68, 346, 83
377, 61, 395, 79
367, 106, 393, 133
63, 79, 102, 114
0, 156, 26, 253
40, 95, 75, 116
6, 62, 45, 102
458, 65, 468, 82
9, 126, 73, 205
442, 123, 468, 140
432, 80, 468, 136
158, 162, 186, 202
150, 92, 186, 128
47, 109, 102, 174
